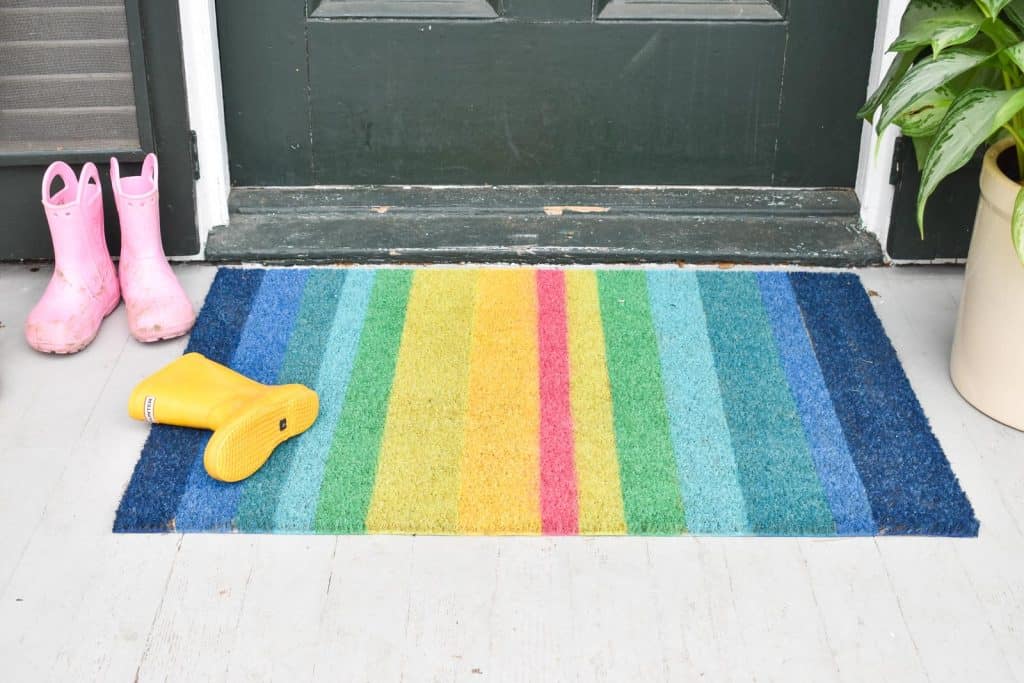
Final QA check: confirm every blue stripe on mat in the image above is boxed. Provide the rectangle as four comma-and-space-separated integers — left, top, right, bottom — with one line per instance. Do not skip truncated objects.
757, 272, 876, 536
113, 268, 264, 532
647, 270, 749, 535
698, 271, 835, 535
273, 269, 376, 532
174, 269, 311, 531
789, 272, 979, 536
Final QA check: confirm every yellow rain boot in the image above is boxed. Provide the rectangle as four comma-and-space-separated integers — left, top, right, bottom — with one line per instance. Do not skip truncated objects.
128, 352, 319, 482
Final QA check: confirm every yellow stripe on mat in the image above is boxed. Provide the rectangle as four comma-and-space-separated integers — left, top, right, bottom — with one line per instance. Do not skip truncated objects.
459, 270, 542, 534
365, 269, 477, 533
565, 271, 628, 534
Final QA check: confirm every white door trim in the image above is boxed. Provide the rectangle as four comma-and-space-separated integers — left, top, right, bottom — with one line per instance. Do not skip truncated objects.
856, 0, 909, 260
178, 0, 231, 259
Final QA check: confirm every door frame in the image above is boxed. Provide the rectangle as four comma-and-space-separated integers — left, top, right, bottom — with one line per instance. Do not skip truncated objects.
856, 0, 912, 263
182, 0, 905, 260
177, 0, 230, 260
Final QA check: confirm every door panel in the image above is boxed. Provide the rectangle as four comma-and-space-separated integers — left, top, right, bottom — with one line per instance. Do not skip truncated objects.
218, 0, 876, 188
219, 1, 310, 185
308, 22, 785, 184
597, 0, 785, 21
313, 0, 785, 21
502, 0, 592, 20
313, 0, 501, 19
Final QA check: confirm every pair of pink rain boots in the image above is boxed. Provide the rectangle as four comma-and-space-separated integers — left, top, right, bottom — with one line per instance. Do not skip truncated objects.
25, 154, 195, 354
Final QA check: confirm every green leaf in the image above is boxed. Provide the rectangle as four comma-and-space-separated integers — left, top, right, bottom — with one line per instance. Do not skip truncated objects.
889, 10, 984, 56
879, 48, 994, 134
1007, 0, 1024, 31
859, 50, 922, 120
980, 15, 1023, 47
1004, 40, 1024, 70
1012, 187, 1024, 264
895, 86, 957, 135
860, 0, 990, 122
918, 87, 1024, 235
951, 61, 1005, 90
903, 0, 978, 29
974, 0, 1013, 17
912, 134, 937, 168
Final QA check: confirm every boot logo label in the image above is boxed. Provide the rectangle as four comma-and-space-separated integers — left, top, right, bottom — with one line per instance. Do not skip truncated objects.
144, 396, 156, 423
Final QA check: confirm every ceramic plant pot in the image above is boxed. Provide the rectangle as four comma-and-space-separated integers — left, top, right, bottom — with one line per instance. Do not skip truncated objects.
951, 136, 1024, 430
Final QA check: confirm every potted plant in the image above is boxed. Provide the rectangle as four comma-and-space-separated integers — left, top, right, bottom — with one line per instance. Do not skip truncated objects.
861, 0, 1024, 429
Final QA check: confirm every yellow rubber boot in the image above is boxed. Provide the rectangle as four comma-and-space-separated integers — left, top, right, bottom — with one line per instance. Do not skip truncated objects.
128, 352, 319, 482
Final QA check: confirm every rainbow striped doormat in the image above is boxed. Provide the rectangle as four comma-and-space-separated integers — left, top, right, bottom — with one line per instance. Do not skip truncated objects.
114, 268, 978, 537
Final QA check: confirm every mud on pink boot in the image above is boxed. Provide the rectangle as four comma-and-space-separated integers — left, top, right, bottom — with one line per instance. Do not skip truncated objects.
111, 154, 195, 342
25, 162, 121, 354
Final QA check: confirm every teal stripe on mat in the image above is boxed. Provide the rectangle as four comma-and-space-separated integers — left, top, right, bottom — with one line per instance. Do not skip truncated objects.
314, 269, 414, 532
174, 268, 309, 531
698, 271, 835, 535
597, 271, 687, 535
234, 270, 347, 531
647, 270, 749, 535
272, 270, 377, 531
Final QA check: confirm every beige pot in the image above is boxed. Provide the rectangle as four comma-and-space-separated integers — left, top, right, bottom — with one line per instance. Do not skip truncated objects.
950, 136, 1024, 430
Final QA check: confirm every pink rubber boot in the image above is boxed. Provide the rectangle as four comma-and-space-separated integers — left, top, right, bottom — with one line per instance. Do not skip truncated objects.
111, 154, 195, 342
25, 162, 120, 354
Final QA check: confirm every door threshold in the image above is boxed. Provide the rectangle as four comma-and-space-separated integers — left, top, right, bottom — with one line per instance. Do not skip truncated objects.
207, 186, 882, 266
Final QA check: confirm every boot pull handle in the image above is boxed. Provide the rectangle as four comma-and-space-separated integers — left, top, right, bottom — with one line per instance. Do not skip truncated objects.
109, 156, 122, 195
109, 153, 158, 195
142, 152, 158, 188
78, 162, 100, 204
41, 161, 77, 205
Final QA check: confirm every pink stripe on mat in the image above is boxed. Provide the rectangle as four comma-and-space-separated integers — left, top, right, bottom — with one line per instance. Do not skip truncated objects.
536, 270, 580, 534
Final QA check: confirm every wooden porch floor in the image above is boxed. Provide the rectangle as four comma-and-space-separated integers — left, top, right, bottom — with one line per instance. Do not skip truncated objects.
0, 264, 1021, 682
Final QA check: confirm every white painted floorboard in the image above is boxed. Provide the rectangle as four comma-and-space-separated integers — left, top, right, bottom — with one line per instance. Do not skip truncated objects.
0, 264, 1021, 682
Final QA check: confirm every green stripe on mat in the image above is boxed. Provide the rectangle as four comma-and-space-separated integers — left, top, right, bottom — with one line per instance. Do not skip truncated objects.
273, 270, 378, 531
597, 271, 687, 534
235, 270, 348, 531
314, 269, 414, 532
698, 271, 834, 535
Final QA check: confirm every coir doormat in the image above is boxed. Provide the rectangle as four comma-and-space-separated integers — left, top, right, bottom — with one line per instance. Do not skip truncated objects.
114, 268, 978, 537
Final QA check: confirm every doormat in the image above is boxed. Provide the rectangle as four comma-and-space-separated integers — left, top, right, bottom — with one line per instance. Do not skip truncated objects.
114, 268, 978, 537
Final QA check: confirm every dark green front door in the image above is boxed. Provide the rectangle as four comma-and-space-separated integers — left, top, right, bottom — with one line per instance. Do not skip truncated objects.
218, 1, 877, 188
0, 0, 196, 260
